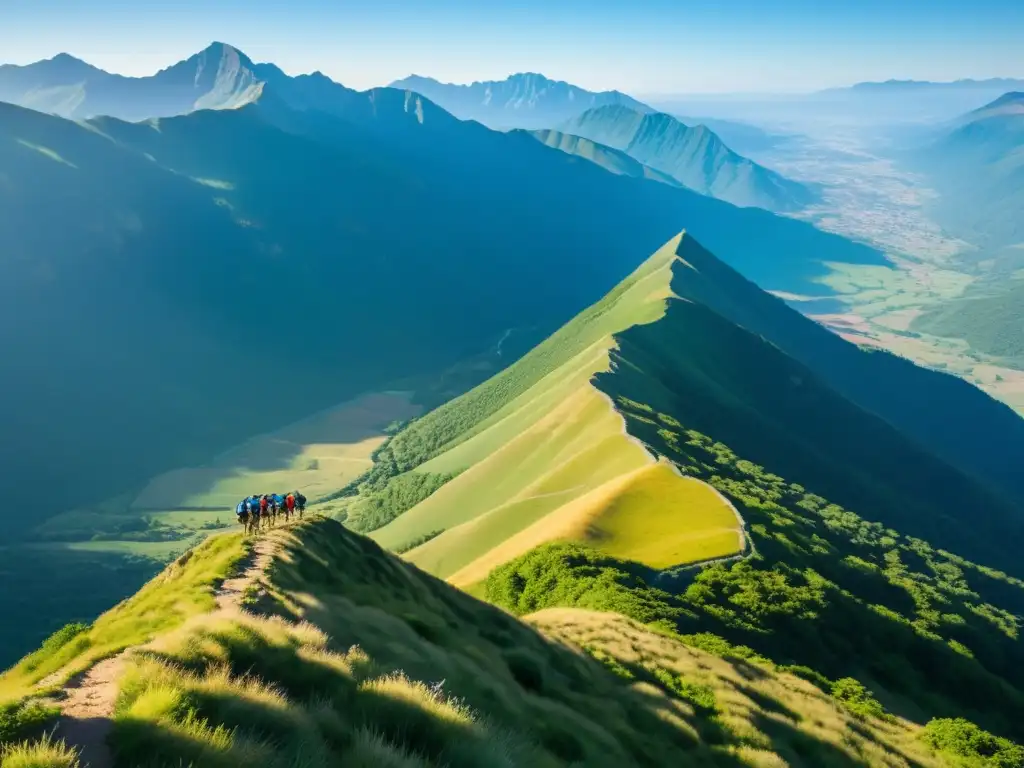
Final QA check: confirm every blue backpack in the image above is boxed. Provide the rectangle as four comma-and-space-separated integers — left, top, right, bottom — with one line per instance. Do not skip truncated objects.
236, 501, 246, 516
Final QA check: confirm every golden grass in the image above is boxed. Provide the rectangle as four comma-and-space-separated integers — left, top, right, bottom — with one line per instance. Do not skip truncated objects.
448, 460, 741, 587
568, 460, 741, 568
0, 733, 79, 768
529, 607, 947, 768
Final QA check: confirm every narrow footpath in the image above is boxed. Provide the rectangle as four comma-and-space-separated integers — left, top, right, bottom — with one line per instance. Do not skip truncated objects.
44, 534, 279, 768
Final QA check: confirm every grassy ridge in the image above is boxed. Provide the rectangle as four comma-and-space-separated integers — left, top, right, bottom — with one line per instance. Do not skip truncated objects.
365, 235, 742, 578
367, 232, 1022, 596
0, 533, 250, 702
4, 518, 956, 767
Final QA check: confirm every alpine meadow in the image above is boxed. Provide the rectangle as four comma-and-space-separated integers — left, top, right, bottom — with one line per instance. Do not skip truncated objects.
1, 5, 1023, 767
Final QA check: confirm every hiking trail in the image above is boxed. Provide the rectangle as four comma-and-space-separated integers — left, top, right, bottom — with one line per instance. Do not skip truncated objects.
44, 533, 280, 768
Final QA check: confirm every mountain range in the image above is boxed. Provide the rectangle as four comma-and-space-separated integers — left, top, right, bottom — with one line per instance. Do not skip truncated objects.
0, 42, 885, 546
560, 105, 818, 211
391, 74, 815, 212
388, 72, 652, 130
0, 43, 265, 121
844, 78, 1024, 92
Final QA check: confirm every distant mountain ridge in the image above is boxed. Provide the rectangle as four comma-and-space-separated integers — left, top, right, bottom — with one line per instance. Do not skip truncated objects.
562, 104, 818, 212
388, 72, 653, 129
843, 77, 1024, 92
0, 42, 265, 120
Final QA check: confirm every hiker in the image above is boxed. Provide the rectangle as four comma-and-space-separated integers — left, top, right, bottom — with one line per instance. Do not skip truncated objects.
285, 491, 296, 519
245, 495, 262, 533
273, 493, 287, 523
259, 494, 270, 527
236, 499, 250, 533
267, 494, 279, 525
294, 490, 307, 519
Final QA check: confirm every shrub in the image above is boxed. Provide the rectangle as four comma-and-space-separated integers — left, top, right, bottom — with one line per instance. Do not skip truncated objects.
923, 718, 1024, 767
0, 700, 60, 746
830, 678, 889, 721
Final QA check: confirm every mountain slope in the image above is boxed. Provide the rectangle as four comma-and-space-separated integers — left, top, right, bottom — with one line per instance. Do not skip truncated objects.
909, 92, 1024, 355
359, 235, 1024, 564
913, 281, 1024, 364
0, 43, 263, 120
1, 520, 974, 767
523, 128, 682, 186
563, 105, 818, 212
347, 238, 1024, 741
388, 71, 653, 129
915, 91, 1024, 251
366, 239, 745, 580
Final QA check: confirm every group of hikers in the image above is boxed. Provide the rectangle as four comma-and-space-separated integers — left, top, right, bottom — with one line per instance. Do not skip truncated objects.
235, 491, 307, 534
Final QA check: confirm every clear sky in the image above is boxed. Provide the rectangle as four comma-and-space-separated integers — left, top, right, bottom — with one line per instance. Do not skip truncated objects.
2, 0, 1023, 94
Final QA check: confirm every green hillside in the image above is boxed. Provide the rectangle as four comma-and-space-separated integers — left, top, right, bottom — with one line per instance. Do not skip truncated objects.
562, 105, 819, 212
913, 279, 1024, 363
367, 237, 744, 580
358, 235, 1024, 575
340, 239, 1024, 746
2, 519, 1010, 767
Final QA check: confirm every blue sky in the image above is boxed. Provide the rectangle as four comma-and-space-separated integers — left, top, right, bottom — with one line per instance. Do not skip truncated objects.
2, 0, 1023, 94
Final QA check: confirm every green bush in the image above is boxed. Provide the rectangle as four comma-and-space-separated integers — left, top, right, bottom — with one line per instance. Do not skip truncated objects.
830, 678, 890, 721
923, 718, 1024, 767
0, 699, 59, 746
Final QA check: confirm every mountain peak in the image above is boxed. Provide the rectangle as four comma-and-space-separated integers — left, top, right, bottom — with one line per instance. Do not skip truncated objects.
190, 41, 254, 68
30, 51, 103, 76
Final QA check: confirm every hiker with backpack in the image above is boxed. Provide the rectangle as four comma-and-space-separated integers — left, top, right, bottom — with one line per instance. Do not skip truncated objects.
236, 498, 251, 533
232, 490, 308, 534
246, 494, 262, 532
259, 494, 270, 526
273, 493, 287, 523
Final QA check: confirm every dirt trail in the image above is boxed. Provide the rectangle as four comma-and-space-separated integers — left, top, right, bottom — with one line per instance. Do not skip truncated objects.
214, 536, 278, 612
46, 533, 280, 768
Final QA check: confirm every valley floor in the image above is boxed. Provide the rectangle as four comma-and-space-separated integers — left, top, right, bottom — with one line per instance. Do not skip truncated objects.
752, 126, 1024, 414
